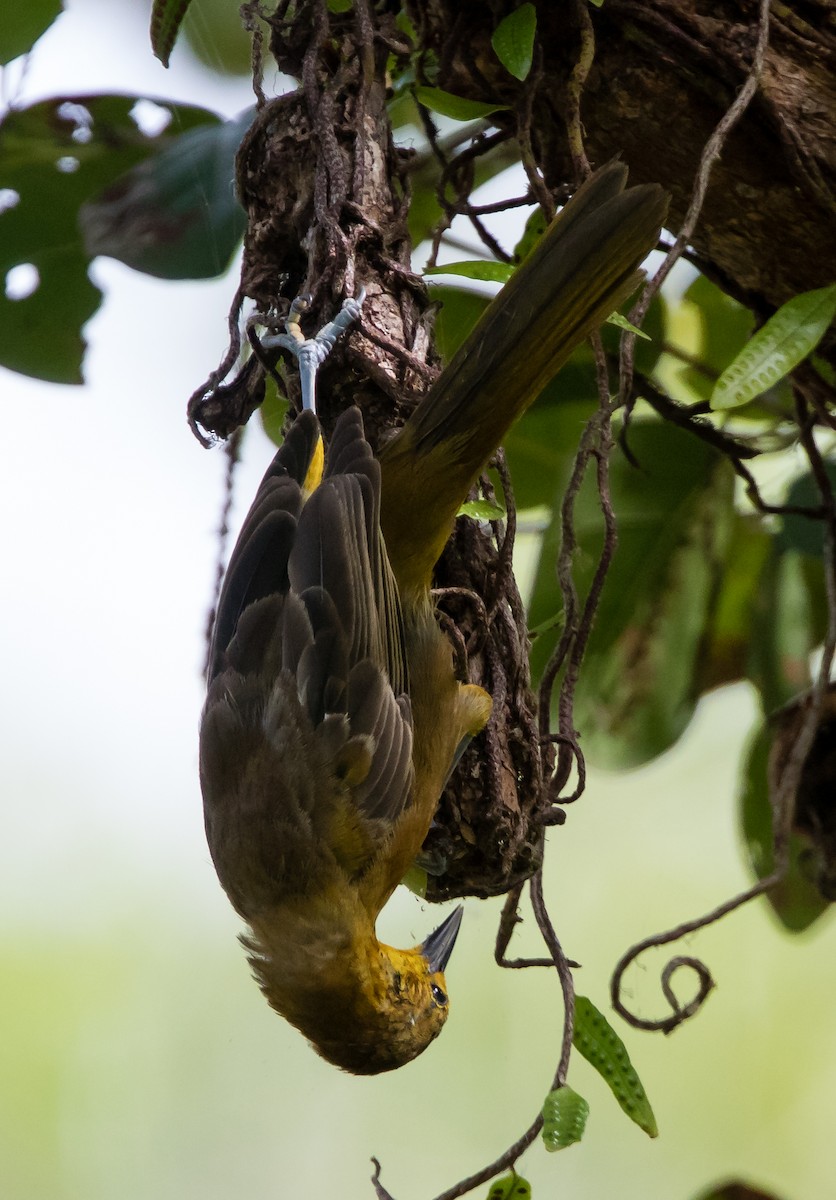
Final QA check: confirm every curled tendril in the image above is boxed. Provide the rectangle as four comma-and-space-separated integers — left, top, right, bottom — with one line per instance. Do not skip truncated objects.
610, 872, 781, 1033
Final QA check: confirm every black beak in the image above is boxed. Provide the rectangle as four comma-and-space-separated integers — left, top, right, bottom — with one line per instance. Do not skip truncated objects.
420, 906, 463, 973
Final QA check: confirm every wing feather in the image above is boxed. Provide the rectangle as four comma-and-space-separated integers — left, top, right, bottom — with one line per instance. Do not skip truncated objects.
200, 407, 414, 911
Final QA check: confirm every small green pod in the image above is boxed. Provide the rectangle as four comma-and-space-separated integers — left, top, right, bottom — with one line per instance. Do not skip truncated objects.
541, 1085, 590, 1152
486, 1171, 532, 1200
573, 995, 658, 1137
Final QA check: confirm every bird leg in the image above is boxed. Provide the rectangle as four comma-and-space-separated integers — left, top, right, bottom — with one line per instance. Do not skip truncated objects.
260, 289, 366, 413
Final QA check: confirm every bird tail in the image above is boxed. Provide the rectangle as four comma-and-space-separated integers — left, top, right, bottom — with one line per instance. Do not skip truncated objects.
378, 162, 669, 594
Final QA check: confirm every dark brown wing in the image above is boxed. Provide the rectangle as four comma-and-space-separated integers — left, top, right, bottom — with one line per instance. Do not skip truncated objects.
200, 408, 414, 914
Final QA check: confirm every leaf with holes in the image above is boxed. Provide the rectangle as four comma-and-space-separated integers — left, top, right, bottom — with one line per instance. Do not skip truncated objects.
573, 995, 658, 1136
413, 86, 509, 122
0, 95, 220, 382
150, 0, 193, 67
542, 1085, 589, 1151
80, 108, 250, 280
491, 3, 537, 81
429, 285, 492, 361
711, 284, 836, 410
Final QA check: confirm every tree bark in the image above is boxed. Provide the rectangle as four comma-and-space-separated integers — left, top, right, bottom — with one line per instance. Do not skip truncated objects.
412, 0, 836, 321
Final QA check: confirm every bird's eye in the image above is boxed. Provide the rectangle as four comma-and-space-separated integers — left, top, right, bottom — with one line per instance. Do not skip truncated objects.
431, 983, 447, 1007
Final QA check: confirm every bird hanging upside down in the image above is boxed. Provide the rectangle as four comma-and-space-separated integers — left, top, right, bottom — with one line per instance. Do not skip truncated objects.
199, 163, 668, 1074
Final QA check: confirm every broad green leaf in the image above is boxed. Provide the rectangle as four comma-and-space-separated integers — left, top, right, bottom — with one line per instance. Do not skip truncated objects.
739, 721, 830, 933
777, 461, 836, 559
491, 4, 537, 81
0, 0, 62, 65
0, 95, 221, 381
458, 499, 507, 521
513, 208, 547, 263
671, 273, 753, 404
150, 0, 193, 67
573, 996, 658, 1137
606, 311, 650, 340
80, 108, 250, 279
183, 0, 253, 75
698, 515, 772, 692
711, 283, 836, 410
504, 394, 597, 511
259, 376, 289, 447
426, 260, 514, 284
747, 547, 819, 713
414, 86, 508, 122
0, 249, 100, 384
528, 420, 735, 768
485, 1173, 531, 1200
328, 0, 354, 10
429, 284, 491, 361
542, 1085, 589, 1151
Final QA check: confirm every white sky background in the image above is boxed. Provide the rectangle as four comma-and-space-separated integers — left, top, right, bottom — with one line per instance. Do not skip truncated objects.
4, 5, 836, 1200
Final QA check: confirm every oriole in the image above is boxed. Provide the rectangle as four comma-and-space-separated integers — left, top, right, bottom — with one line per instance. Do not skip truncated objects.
199, 163, 668, 1073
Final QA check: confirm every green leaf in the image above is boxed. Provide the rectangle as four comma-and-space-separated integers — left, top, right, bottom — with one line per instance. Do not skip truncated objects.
0, 0, 62, 65
698, 515, 772, 692
259, 376, 289, 447
671, 273, 754, 405
528, 611, 565, 638
747, 547, 822, 713
429, 285, 492, 361
413, 86, 508, 122
606, 311, 650, 340
739, 721, 830, 933
328, 0, 354, 10
485, 1173, 531, 1200
0, 95, 221, 382
0, 249, 100, 384
777, 461, 836, 559
711, 283, 836, 410
491, 4, 537, 81
150, 0, 193, 67
528, 420, 735, 768
182, 0, 253, 75
573, 996, 658, 1137
513, 208, 547, 264
458, 499, 507, 521
80, 108, 250, 280
541, 1085, 589, 1151
504, 392, 598, 511
426, 260, 514, 284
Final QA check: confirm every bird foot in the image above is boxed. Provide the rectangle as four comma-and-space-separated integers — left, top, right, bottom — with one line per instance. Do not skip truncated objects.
260, 289, 365, 414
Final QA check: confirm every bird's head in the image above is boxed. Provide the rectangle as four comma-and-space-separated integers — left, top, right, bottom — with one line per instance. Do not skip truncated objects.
303, 905, 463, 1075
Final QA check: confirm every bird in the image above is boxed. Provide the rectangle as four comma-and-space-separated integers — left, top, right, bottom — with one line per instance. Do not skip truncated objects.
199, 162, 668, 1074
